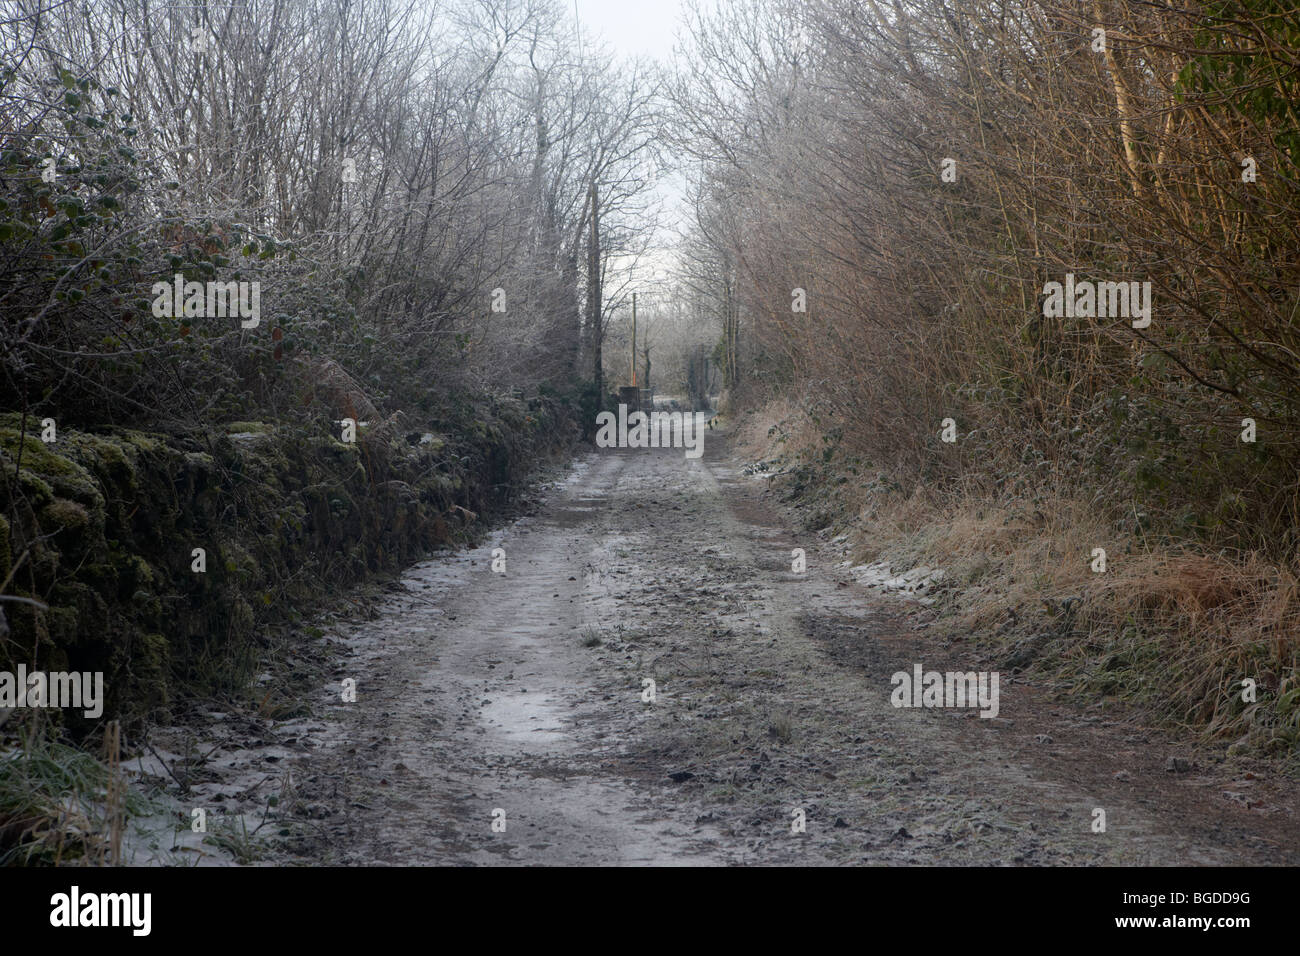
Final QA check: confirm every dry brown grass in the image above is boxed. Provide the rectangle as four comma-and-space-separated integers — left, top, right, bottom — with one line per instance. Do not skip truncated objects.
749, 401, 1300, 757
866, 491, 1299, 753
730, 396, 821, 465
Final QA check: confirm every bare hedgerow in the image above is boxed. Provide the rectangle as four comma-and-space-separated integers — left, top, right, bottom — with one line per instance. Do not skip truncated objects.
670, 0, 1300, 554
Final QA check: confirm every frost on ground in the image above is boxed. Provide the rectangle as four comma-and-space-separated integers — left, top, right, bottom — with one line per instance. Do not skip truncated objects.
844, 562, 946, 604
118, 433, 1300, 866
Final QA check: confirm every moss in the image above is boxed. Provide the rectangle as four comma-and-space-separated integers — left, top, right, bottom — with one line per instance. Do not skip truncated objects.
40, 497, 90, 532
223, 421, 273, 434
38, 498, 95, 561
110, 552, 154, 596
89, 433, 140, 473
80, 562, 120, 592
104, 429, 163, 455
45, 579, 107, 647
183, 450, 217, 471
0, 437, 103, 510
50, 475, 105, 512
0, 426, 83, 478
61, 433, 144, 505
0, 397, 577, 729
222, 543, 261, 587
14, 469, 54, 507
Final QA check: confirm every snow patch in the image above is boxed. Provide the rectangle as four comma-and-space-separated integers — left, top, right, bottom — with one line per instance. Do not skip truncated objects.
845, 561, 946, 604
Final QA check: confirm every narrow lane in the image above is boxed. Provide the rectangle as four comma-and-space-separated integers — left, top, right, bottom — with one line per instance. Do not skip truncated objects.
284, 438, 1300, 866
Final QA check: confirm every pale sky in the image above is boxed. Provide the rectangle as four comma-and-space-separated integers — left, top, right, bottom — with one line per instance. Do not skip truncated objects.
574, 0, 687, 64
573, 0, 692, 296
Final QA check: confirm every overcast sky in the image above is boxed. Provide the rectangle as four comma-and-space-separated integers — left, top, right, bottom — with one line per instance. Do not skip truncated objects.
572, 0, 691, 294
574, 0, 686, 64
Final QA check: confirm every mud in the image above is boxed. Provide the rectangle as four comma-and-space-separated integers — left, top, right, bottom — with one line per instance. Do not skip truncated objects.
124, 430, 1300, 865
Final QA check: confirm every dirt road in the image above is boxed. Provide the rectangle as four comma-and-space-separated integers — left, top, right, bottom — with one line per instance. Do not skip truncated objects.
255, 434, 1300, 865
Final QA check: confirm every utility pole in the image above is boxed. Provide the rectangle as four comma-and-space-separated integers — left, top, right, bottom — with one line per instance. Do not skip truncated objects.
630, 292, 637, 387
588, 182, 602, 404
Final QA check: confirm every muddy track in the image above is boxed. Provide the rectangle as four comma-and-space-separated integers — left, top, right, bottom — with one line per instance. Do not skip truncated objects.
274, 434, 1300, 866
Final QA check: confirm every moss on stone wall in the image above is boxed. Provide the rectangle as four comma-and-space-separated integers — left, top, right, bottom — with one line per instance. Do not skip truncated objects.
0, 396, 576, 731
